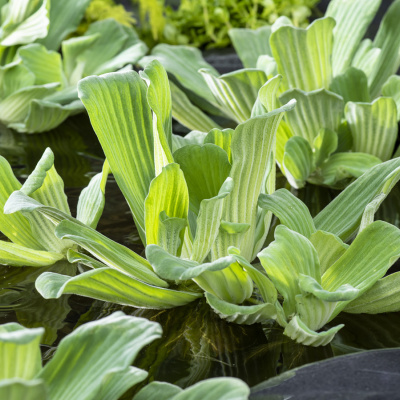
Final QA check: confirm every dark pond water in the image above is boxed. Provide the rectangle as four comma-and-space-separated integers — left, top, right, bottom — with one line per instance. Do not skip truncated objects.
1, 115, 400, 397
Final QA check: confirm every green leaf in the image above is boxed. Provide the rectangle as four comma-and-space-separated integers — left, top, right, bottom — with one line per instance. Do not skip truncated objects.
283, 136, 314, 189
280, 89, 344, 144
313, 129, 338, 167
204, 128, 233, 163
37, 0, 91, 50
0, 0, 49, 46
38, 312, 161, 400
140, 44, 220, 114
146, 244, 234, 281
0, 62, 35, 99
344, 272, 400, 314
0, 379, 48, 400
258, 225, 320, 316
314, 158, 400, 240
359, 192, 387, 232
326, 0, 381, 75
316, 152, 382, 187
205, 292, 276, 325
322, 221, 400, 317
169, 81, 219, 132
78, 70, 154, 241
382, 75, 400, 120
67, 249, 106, 270
284, 315, 344, 347
0, 323, 43, 379
140, 60, 174, 173
270, 18, 335, 92
0, 240, 63, 267
309, 230, 348, 274
212, 101, 295, 262
191, 178, 233, 263
367, 0, 400, 98
174, 144, 231, 216
345, 97, 398, 161
0, 155, 42, 249
134, 377, 250, 400
199, 68, 267, 123
76, 160, 110, 229
258, 189, 316, 238
229, 26, 272, 68
145, 163, 188, 255
329, 67, 370, 104
55, 219, 167, 288
36, 268, 200, 309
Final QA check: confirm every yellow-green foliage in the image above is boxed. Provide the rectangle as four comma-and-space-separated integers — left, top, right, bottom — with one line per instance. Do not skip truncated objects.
135, 0, 165, 41
76, 0, 136, 36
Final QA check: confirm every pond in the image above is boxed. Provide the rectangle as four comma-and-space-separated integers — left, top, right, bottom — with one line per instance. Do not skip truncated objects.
1, 114, 400, 397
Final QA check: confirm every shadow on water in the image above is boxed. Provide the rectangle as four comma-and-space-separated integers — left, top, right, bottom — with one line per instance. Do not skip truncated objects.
1, 115, 400, 392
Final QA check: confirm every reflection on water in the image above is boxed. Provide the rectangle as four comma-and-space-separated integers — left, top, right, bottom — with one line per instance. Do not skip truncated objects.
1, 116, 400, 390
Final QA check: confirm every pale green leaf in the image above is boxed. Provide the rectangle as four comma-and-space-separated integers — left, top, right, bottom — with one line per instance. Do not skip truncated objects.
204, 128, 233, 163
38, 312, 162, 400
382, 75, 400, 120
0, 61, 35, 99
35, 268, 200, 309
76, 160, 110, 229
346, 97, 398, 161
270, 18, 335, 92
66, 249, 106, 270
313, 129, 338, 167
350, 38, 381, 81
258, 189, 316, 238
0, 379, 48, 400
344, 272, 400, 314
229, 26, 272, 68
283, 136, 314, 189
205, 292, 276, 325
133, 381, 182, 400
326, 0, 381, 75
78, 70, 154, 241
55, 219, 167, 288
0, 323, 43, 380
256, 55, 277, 78
199, 68, 266, 123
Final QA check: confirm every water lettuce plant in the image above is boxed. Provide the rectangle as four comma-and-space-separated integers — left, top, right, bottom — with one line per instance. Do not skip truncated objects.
0, 0, 147, 133
0, 311, 250, 399
142, 0, 400, 189
4, 62, 400, 346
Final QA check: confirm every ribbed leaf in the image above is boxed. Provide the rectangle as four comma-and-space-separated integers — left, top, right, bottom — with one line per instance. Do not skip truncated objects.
146, 244, 234, 281
0, 323, 43, 380
382, 75, 400, 120
191, 178, 233, 263
212, 101, 295, 262
0, 379, 47, 400
313, 129, 338, 167
344, 272, 400, 314
270, 18, 335, 92
258, 225, 320, 316
280, 89, 343, 144
284, 315, 344, 347
258, 189, 316, 238
140, 44, 220, 113
283, 136, 314, 189
0, 62, 35, 99
78, 70, 154, 241
169, 81, 219, 132
76, 160, 110, 229
326, 0, 381, 75
0, 241, 63, 267
322, 221, 400, 318
229, 26, 272, 68
204, 128, 233, 163
55, 219, 167, 288
314, 158, 400, 239
0, 156, 42, 249
38, 312, 161, 400
35, 269, 200, 309
317, 152, 381, 187
0, 0, 49, 46
37, 0, 91, 50
205, 292, 276, 325
309, 230, 348, 275
133, 382, 182, 400
368, 0, 400, 98
199, 68, 266, 123
67, 249, 106, 270
345, 97, 398, 161
329, 67, 370, 104
145, 163, 188, 255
